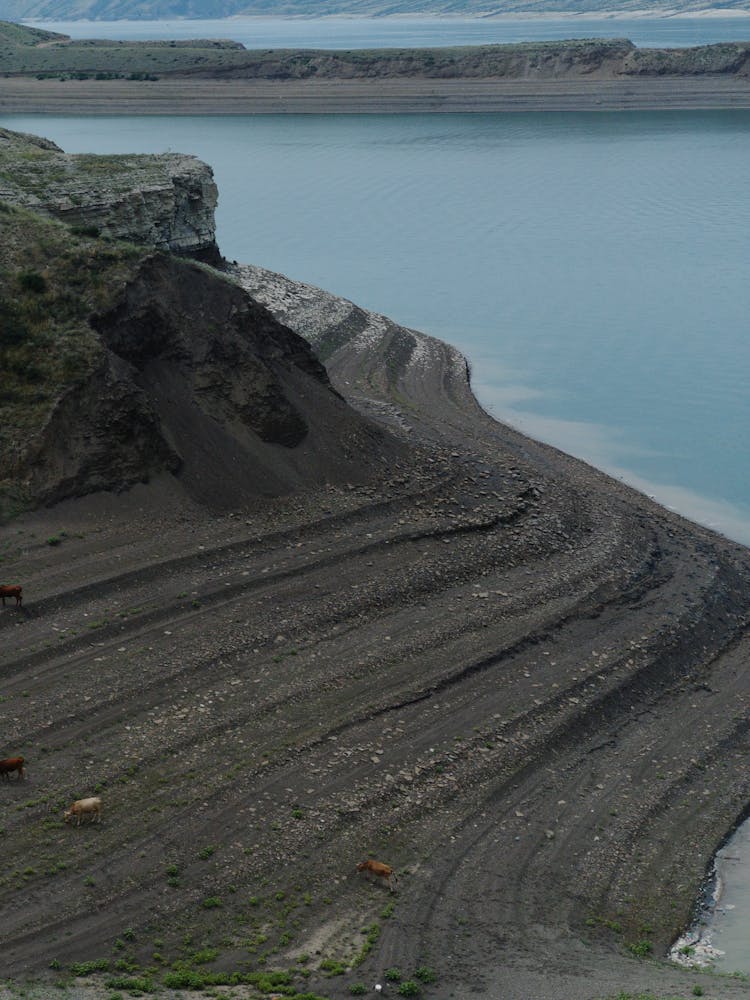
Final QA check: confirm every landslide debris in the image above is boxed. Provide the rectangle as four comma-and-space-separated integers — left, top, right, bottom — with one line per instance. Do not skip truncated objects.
0, 198, 401, 520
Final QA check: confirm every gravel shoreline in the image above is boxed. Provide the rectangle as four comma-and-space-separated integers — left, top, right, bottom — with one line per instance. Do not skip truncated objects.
3, 264, 750, 999
3, 75, 750, 113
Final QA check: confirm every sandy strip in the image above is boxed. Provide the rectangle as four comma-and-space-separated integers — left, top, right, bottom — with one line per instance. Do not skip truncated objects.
2, 74, 750, 113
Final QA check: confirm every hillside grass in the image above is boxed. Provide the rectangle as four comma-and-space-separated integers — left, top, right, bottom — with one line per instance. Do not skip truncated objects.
0, 202, 142, 513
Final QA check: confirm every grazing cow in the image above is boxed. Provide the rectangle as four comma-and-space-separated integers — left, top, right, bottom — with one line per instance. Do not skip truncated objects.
0, 585, 22, 607
64, 797, 102, 826
356, 859, 397, 892
0, 757, 25, 781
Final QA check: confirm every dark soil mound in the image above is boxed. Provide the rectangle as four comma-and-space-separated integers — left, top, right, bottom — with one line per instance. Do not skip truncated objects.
0, 209, 403, 516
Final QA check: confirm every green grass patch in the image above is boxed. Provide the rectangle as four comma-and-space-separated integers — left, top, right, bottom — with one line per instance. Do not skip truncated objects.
69, 959, 110, 975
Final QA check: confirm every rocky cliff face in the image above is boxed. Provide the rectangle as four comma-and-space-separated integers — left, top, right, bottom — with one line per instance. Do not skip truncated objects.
0, 127, 220, 262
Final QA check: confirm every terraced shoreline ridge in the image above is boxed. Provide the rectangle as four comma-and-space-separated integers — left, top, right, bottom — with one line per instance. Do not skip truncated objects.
4, 133, 750, 1000
2, 21, 750, 112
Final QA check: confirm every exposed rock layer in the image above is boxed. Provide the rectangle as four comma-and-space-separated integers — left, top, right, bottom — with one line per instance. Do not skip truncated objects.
0, 127, 220, 261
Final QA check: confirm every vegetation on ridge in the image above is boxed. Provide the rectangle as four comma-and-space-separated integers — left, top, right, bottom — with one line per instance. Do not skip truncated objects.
0, 203, 141, 515
2, 21, 750, 81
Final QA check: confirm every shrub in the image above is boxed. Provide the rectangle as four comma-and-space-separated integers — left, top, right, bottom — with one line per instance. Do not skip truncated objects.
18, 271, 47, 294
163, 970, 216, 989
70, 224, 101, 238
415, 966, 437, 983
113, 958, 139, 973
69, 959, 109, 975
320, 958, 347, 976
350, 985, 367, 996
190, 947, 218, 965
398, 982, 421, 997
104, 976, 155, 992
385, 967, 402, 981
626, 939, 653, 958
200, 896, 222, 909
0, 301, 31, 345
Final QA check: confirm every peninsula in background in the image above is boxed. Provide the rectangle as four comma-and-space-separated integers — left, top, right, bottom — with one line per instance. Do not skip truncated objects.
2, 20, 750, 110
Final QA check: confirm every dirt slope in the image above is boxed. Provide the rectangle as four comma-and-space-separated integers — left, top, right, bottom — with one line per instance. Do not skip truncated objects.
0, 203, 402, 519
2, 264, 750, 1000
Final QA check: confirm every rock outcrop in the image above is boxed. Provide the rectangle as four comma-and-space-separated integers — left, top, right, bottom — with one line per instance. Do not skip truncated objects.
0, 127, 220, 262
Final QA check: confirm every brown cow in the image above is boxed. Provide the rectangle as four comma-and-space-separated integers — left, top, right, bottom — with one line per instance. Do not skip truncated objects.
64, 797, 102, 826
0, 585, 22, 607
0, 757, 25, 781
356, 859, 397, 892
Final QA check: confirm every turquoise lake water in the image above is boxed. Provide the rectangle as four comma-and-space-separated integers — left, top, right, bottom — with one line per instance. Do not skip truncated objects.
23, 13, 750, 49
5, 108, 750, 544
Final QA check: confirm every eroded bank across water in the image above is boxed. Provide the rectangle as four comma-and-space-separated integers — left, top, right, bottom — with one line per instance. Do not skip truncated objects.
3, 76, 750, 115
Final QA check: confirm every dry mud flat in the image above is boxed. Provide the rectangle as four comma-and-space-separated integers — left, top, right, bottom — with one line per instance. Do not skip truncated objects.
3, 75, 750, 113
3, 275, 750, 1000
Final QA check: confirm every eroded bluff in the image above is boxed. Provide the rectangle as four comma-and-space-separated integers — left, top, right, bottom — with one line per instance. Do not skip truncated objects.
0, 127, 219, 261
0, 156, 401, 516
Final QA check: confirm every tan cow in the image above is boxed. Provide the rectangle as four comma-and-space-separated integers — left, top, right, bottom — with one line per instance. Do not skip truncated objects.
356, 859, 397, 892
64, 797, 102, 826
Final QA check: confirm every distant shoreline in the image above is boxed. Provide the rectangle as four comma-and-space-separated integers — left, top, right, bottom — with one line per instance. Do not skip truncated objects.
18, 8, 750, 20
3, 75, 750, 113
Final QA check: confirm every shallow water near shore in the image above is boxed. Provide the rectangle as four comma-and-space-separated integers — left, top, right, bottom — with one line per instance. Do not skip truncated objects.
672, 816, 750, 974
4, 109, 749, 544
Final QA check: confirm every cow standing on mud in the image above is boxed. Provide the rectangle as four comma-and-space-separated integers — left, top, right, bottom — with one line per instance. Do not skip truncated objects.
0, 585, 22, 607
64, 797, 102, 825
0, 757, 25, 781
356, 859, 398, 892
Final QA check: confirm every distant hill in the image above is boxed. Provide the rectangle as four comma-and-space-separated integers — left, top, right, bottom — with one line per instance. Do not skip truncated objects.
5, 0, 750, 21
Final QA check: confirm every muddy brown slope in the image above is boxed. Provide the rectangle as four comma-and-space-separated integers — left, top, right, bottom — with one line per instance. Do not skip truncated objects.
2, 269, 750, 999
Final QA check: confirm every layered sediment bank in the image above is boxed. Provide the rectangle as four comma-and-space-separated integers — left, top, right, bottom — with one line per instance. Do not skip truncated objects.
3, 128, 750, 998
3, 74, 750, 112
3, 252, 750, 998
